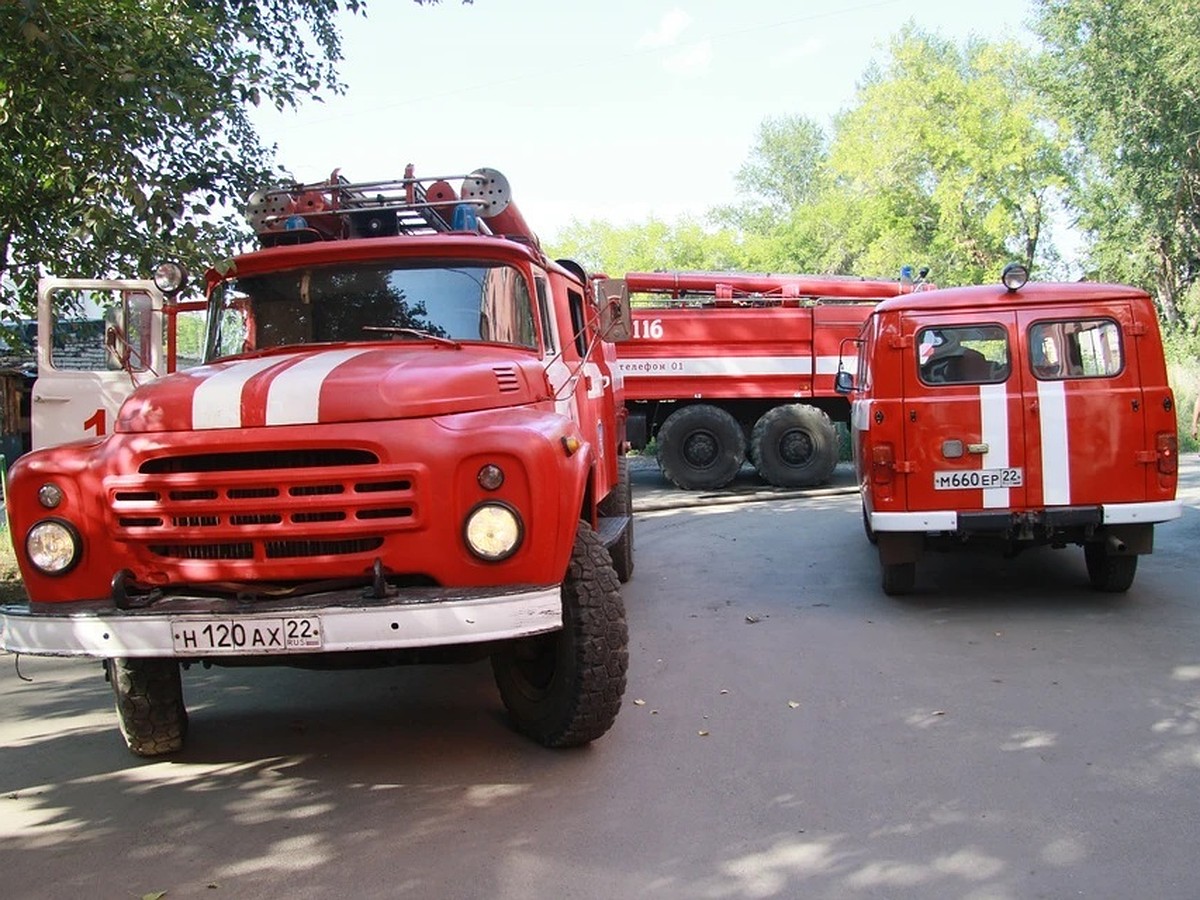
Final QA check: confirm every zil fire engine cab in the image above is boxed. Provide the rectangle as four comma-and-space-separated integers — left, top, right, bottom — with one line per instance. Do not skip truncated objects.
614, 270, 926, 490
0, 165, 635, 755
835, 263, 1181, 595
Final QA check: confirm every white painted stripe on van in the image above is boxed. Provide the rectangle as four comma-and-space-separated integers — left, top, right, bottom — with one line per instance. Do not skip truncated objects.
192, 355, 297, 430
265, 349, 370, 425
1038, 380, 1070, 505
979, 384, 1009, 509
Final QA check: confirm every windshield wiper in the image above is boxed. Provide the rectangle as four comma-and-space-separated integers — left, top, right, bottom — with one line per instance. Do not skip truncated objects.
361, 326, 462, 348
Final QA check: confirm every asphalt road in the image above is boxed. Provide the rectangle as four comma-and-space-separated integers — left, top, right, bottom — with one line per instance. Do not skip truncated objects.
2, 459, 1198, 900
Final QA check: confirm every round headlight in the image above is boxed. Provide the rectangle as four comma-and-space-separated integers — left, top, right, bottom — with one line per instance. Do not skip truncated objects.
464, 503, 523, 562
152, 261, 189, 295
26, 519, 80, 575
1001, 262, 1030, 292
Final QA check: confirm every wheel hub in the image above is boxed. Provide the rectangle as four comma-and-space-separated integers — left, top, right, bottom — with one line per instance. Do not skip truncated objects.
778, 428, 815, 467
683, 431, 719, 468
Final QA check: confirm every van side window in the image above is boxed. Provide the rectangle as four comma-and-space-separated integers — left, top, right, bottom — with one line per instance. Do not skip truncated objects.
1028, 319, 1122, 379
917, 324, 1010, 385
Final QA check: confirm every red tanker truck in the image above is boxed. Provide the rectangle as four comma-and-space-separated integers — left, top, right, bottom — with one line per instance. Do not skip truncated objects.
614, 270, 926, 490
0, 165, 634, 755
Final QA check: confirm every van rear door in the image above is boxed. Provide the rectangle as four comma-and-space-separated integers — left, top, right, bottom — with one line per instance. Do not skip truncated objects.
1015, 304, 1145, 507
899, 312, 1027, 513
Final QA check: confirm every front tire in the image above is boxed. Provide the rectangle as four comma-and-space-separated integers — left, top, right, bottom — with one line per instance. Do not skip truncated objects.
1084, 542, 1138, 592
492, 523, 628, 747
657, 404, 746, 490
109, 658, 188, 757
749, 404, 838, 487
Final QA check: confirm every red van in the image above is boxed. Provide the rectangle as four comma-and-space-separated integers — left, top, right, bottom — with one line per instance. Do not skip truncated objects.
836, 265, 1181, 595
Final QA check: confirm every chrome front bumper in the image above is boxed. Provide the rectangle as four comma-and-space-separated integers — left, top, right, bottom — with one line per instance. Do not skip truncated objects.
0, 584, 562, 658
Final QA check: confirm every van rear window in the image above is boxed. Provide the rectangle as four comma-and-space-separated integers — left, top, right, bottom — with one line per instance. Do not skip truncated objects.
1029, 319, 1122, 380
917, 325, 1010, 385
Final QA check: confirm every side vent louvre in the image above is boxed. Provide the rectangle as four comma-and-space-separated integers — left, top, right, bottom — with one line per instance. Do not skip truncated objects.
493, 366, 521, 393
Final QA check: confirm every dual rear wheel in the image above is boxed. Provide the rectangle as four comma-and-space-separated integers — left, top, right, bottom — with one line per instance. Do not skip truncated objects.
656, 403, 839, 490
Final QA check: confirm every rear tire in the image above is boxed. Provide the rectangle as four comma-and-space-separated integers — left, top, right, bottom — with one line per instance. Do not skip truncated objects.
881, 560, 916, 596
109, 658, 188, 757
862, 499, 878, 545
749, 404, 838, 487
657, 404, 745, 490
1084, 542, 1138, 592
492, 523, 628, 747
598, 454, 634, 582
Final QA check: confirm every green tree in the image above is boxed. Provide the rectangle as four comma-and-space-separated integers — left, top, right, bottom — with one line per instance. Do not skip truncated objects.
713, 115, 827, 233
1034, 0, 1200, 333
548, 217, 747, 278
721, 29, 1070, 285
0, 1, 464, 325
819, 28, 1069, 285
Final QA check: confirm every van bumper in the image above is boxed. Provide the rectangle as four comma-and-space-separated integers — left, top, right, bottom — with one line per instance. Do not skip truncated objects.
871, 499, 1183, 533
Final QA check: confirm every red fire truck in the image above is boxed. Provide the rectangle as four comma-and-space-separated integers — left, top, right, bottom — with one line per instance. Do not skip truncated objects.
836, 264, 1181, 595
0, 166, 634, 755
614, 270, 925, 490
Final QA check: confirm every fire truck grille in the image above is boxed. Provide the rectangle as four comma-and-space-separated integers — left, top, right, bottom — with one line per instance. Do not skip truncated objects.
110, 450, 420, 566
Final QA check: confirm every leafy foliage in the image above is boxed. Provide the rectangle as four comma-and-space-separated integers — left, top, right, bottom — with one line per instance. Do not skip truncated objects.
0, 3, 479, 326
804, 29, 1069, 285
713, 115, 828, 232
1034, 0, 1200, 335
548, 217, 748, 277
0, 0, 372, 323
562, 29, 1069, 287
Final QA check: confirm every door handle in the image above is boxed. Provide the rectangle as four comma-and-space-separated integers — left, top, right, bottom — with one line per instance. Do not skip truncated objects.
33, 395, 70, 403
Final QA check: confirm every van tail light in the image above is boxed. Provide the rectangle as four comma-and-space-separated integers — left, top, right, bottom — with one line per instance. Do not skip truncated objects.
1156, 432, 1177, 475
872, 442, 895, 485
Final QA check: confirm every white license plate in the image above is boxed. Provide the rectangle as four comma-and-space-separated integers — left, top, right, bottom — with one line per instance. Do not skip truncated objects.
933, 467, 1024, 490
171, 616, 323, 655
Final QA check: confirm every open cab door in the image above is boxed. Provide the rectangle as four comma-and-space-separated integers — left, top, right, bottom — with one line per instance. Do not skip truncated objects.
32, 278, 205, 450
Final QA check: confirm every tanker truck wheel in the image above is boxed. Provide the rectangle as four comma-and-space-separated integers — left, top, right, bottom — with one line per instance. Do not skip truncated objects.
598, 454, 635, 582
108, 658, 188, 757
657, 404, 746, 490
1083, 542, 1138, 593
749, 404, 838, 488
492, 522, 628, 747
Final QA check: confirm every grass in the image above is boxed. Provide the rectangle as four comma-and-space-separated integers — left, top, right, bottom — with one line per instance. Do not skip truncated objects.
1169, 359, 1200, 454
0, 523, 26, 603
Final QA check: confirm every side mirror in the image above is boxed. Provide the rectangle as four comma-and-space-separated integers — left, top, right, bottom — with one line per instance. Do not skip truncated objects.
834, 369, 855, 395
593, 278, 632, 342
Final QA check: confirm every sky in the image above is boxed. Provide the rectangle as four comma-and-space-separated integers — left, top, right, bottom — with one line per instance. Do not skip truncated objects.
254, 0, 1038, 241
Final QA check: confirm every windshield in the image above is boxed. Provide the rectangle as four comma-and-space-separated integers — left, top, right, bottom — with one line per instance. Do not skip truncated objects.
206, 260, 538, 360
